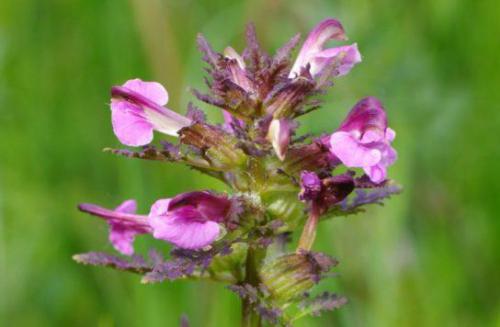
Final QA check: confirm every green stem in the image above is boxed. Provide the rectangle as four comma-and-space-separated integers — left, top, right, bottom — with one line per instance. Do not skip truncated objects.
241, 246, 265, 327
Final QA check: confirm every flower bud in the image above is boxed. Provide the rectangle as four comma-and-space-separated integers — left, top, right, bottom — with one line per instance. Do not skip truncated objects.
179, 123, 247, 170
264, 77, 315, 119
266, 119, 293, 160
282, 140, 336, 173
260, 251, 337, 303
298, 171, 355, 214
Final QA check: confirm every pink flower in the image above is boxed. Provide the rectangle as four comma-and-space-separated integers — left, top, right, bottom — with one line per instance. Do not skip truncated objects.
330, 97, 397, 183
78, 200, 152, 256
110, 79, 192, 146
149, 191, 233, 250
289, 18, 361, 79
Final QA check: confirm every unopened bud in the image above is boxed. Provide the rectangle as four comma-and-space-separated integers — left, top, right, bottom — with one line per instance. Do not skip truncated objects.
260, 251, 337, 303
179, 123, 247, 170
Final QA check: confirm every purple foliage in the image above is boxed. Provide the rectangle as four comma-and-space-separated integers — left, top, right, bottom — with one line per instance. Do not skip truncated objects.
340, 184, 402, 211
228, 284, 283, 325
299, 292, 348, 316
72, 252, 150, 274
142, 243, 233, 283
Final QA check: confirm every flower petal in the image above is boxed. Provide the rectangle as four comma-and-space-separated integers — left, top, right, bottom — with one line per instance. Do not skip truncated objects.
111, 101, 154, 146
110, 83, 192, 145
115, 199, 137, 214
142, 106, 190, 137
363, 164, 386, 184
78, 201, 151, 256
312, 43, 361, 77
123, 78, 168, 106
386, 127, 396, 142
149, 198, 171, 217
168, 191, 231, 223
338, 97, 387, 133
150, 212, 221, 250
290, 18, 346, 77
330, 131, 382, 167
109, 222, 138, 255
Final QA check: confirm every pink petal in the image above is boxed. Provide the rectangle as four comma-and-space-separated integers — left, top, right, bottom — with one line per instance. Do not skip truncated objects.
110, 84, 192, 143
109, 223, 137, 256
363, 164, 386, 184
123, 78, 168, 105
111, 101, 154, 146
313, 43, 361, 77
79, 200, 150, 256
290, 18, 346, 77
338, 97, 387, 133
168, 191, 232, 223
380, 143, 398, 166
115, 200, 137, 214
386, 127, 396, 142
149, 199, 171, 217
150, 214, 220, 250
330, 131, 382, 167
360, 129, 384, 144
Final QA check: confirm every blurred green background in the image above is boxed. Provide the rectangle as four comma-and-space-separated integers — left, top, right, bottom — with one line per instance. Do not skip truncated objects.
1, 0, 499, 326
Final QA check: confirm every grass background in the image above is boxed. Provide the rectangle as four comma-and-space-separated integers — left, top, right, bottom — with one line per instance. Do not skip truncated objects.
1, 0, 499, 326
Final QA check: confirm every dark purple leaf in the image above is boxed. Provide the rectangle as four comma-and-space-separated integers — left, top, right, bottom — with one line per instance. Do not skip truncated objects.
273, 33, 301, 65
103, 145, 179, 162
186, 102, 206, 122
72, 252, 150, 274
196, 34, 221, 68
298, 292, 348, 317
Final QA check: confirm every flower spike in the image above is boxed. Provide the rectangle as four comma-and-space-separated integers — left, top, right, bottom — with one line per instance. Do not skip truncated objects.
111, 79, 192, 146
77, 19, 400, 325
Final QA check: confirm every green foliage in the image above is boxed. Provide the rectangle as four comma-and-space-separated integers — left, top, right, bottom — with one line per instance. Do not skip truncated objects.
1, 0, 499, 326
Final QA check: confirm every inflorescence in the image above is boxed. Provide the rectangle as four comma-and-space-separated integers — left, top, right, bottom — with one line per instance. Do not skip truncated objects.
74, 18, 400, 326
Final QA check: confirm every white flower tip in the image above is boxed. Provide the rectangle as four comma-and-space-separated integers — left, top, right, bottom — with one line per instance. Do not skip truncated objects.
267, 119, 291, 161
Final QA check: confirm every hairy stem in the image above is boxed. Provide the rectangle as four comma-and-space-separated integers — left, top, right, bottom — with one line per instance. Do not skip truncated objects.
241, 246, 266, 327
297, 205, 320, 252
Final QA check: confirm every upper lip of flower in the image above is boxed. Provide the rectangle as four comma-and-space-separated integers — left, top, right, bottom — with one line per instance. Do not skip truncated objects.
78, 203, 152, 233
289, 18, 361, 80
111, 85, 192, 125
168, 191, 231, 222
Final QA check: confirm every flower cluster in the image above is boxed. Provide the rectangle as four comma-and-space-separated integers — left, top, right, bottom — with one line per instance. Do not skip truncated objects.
75, 18, 399, 325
